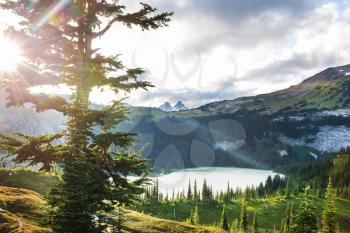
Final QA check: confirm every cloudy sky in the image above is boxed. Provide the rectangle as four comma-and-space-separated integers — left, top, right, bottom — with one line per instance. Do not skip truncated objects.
2, 0, 350, 108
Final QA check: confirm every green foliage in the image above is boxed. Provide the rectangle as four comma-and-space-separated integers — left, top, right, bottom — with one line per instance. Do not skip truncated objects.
0, 168, 57, 195
281, 203, 293, 233
220, 206, 229, 231
113, 206, 126, 233
194, 179, 199, 201
202, 179, 213, 203
185, 205, 199, 226
0, 186, 221, 233
291, 187, 318, 233
230, 218, 238, 233
187, 180, 193, 201
239, 197, 248, 232
0, 0, 172, 232
322, 178, 339, 233
193, 205, 200, 225
252, 211, 259, 233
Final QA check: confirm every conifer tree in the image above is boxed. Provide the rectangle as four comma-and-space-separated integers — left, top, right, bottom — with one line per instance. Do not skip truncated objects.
230, 218, 236, 233
194, 179, 198, 201
252, 210, 258, 233
0, 1, 172, 232
291, 187, 318, 233
285, 182, 290, 198
322, 178, 339, 233
187, 180, 193, 201
220, 206, 230, 231
113, 206, 125, 233
240, 197, 248, 232
282, 203, 293, 233
188, 210, 195, 225
202, 178, 209, 202
193, 205, 199, 225
153, 179, 160, 203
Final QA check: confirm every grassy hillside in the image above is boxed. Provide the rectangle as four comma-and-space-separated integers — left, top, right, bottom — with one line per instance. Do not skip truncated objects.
0, 168, 58, 195
132, 196, 350, 232
123, 210, 224, 233
0, 184, 224, 233
1, 168, 349, 232
0, 186, 48, 232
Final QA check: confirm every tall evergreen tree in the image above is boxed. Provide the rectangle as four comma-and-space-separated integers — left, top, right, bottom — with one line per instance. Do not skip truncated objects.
239, 197, 248, 232
230, 218, 236, 233
202, 178, 210, 202
0, 1, 172, 232
252, 210, 258, 233
193, 205, 199, 225
187, 210, 195, 225
282, 203, 293, 233
220, 206, 230, 231
291, 187, 318, 233
285, 182, 290, 198
322, 178, 339, 233
187, 180, 193, 201
113, 206, 125, 233
194, 179, 198, 201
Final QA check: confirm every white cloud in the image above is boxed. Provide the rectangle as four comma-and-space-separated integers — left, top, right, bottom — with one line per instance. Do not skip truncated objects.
2, 1, 350, 108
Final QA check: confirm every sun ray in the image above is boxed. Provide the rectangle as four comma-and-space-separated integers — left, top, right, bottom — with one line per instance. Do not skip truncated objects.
33, 0, 71, 30
0, 36, 22, 71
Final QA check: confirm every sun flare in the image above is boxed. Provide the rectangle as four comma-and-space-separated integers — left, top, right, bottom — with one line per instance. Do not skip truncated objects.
0, 36, 22, 71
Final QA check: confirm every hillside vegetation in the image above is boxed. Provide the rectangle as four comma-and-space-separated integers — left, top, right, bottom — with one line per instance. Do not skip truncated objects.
0, 168, 57, 195
0, 184, 224, 233
0, 186, 48, 232
133, 196, 350, 232
124, 210, 223, 233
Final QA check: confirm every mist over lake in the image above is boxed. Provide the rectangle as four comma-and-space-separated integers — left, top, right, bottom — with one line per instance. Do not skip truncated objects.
152, 167, 281, 195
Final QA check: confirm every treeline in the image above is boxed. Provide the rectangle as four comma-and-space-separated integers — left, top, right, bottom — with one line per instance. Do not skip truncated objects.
270, 114, 350, 139
143, 178, 340, 233
292, 148, 350, 199
143, 174, 288, 204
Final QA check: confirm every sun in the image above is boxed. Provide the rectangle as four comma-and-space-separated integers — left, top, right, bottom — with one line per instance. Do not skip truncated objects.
0, 36, 22, 71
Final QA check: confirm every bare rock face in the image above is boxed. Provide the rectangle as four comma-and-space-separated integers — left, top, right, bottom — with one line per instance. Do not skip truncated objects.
159, 101, 188, 112
173, 101, 188, 111
159, 102, 173, 112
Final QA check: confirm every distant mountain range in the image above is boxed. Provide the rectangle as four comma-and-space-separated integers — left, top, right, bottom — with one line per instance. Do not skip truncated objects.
159, 101, 188, 112
126, 64, 350, 170
1, 64, 350, 171
195, 64, 350, 114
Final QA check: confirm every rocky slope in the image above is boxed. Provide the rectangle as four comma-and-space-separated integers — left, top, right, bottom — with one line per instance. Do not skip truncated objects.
196, 64, 350, 114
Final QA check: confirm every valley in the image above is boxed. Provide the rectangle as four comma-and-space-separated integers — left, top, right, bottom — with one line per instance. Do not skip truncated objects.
2, 65, 350, 172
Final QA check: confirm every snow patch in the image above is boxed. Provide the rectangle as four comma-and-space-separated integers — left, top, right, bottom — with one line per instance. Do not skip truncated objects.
278, 135, 307, 147
278, 126, 350, 152
320, 109, 350, 117
214, 140, 245, 152
278, 149, 288, 157
310, 126, 350, 152
309, 152, 318, 159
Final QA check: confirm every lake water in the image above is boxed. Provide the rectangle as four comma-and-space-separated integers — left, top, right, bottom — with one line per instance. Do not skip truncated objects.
151, 167, 281, 195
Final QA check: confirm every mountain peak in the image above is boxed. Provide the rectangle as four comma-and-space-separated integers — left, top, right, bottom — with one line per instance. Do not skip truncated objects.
302, 64, 350, 84
196, 64, 350, 114
173, 101, 188, 111
159, 102, 172, 112
159, 101, 188, 112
